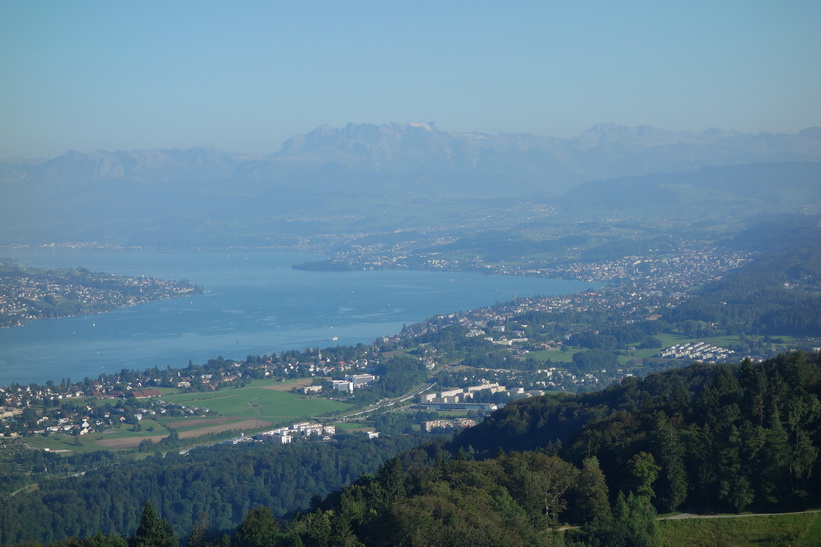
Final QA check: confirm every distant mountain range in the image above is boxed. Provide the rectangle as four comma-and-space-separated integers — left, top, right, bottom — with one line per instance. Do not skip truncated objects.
281, 123, 821, 188
1, 123, 820, 246
4, 123, 821, 192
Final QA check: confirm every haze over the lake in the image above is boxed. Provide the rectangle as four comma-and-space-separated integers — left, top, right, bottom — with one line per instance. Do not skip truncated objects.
2, 1, 820, 159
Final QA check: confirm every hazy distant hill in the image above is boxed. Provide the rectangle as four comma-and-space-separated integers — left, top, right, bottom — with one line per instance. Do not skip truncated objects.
2, 123, 820, 246
557, 161, 821, 218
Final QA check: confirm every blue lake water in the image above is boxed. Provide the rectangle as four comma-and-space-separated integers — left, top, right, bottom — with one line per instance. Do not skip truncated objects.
0, 248, 595, 386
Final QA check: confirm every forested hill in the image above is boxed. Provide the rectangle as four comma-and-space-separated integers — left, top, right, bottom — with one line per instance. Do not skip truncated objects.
272, 352, 821, 546
7, 352, 821, 545
451, 351, 821, 513
0, 434, 424, 546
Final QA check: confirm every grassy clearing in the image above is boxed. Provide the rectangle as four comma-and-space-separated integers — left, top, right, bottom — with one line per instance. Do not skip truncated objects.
261, 377, 317, 392
97, 419, 170, 438
332, 422, 365, 432
701, 335, 741, 347
159, 383, 350, 423
96, 435, 168, 450
655, 333, 695, 347
529, 348, 575, 363
658, 512, 821, 546
26, 434, 103, 454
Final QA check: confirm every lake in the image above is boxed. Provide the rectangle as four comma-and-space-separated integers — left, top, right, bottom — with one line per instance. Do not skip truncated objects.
0, 248, 595, 386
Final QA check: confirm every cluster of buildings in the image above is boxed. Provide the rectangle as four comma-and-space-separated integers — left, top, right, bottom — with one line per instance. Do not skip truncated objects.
481, 325, 530, 346
420, 382, 506, 404
228, 422, 338, 445
331, 374, 378, 393
0, 381, 209, 437
513, 247, 751, 289
43, 405, 163, 436
317, 228, 752, 298
252, 355, 378, 384
656, 342, 736, 363
415, 382, 551, 411
0, 261, 200, 327
343, 243, 754, 352
293, 373, 380, 395
423, 417, 476, 432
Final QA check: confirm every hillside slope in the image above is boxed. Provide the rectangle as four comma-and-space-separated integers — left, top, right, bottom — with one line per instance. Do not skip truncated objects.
269, 351, 821, 546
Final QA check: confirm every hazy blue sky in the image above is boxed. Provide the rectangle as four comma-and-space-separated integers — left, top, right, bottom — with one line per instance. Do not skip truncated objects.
2, 1, 820, 159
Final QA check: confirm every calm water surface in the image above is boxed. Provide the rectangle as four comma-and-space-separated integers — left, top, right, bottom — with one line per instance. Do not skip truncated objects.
0, 248, 595, 386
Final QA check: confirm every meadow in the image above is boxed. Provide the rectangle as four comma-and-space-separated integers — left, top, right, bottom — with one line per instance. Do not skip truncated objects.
29, 379, 351, 452
658, 511, 821, 546
159, 380, 349, 422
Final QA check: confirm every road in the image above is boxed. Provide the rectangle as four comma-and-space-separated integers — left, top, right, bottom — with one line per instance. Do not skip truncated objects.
328, 380, 437, 422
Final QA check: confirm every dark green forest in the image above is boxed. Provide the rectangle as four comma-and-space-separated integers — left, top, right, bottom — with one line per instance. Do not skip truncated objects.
454, 351, 821, 513
277, 351, 821, 546
0, 434, 426, 545
9, 351, 821, 546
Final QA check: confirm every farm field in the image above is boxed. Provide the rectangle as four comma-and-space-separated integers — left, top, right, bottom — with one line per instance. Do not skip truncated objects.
528, 348, 575, 363
158, 380, 350, 422
29, 380, 352, 452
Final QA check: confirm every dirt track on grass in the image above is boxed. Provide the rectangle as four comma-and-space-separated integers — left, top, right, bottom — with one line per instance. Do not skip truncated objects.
96, 435, 169, 449
262, 378, 315, 391
164, 417, 234, 429
94, 419, 273, 449
176, 419, 272, 438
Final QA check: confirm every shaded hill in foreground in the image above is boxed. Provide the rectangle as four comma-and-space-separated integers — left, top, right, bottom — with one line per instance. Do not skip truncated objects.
277, 351, 821, 546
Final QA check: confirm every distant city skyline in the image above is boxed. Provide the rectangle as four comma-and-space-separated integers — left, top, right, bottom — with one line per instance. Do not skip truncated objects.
2, 1, 820, 159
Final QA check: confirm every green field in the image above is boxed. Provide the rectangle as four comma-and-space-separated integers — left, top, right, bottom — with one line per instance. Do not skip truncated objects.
333, 421, 366, 432
28, 380, 353, 453
658, 512, 821, 546
26, 434, 107, 453
528, 348, 576, 363
159, 380, 350, 423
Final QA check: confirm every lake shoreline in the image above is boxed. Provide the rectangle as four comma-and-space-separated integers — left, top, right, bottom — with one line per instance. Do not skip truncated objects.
0, 248, 594, 386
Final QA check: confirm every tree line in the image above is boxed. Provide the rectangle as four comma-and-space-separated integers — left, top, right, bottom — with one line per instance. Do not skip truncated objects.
0, 434, 426, 545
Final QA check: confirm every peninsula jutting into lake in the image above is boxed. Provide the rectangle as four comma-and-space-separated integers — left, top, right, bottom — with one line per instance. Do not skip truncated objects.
0, 259, 202, 329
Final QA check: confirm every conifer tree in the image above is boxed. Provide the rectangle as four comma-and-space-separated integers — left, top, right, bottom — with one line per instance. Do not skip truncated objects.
574, 456, 611, 527
651, 413, 688, 512
231, 506, 280, 547
187, 513, 210, 547
130, 502, 177, 547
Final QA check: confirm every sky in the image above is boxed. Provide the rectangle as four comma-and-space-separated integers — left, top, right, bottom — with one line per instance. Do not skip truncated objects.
2, 1, 820, 159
